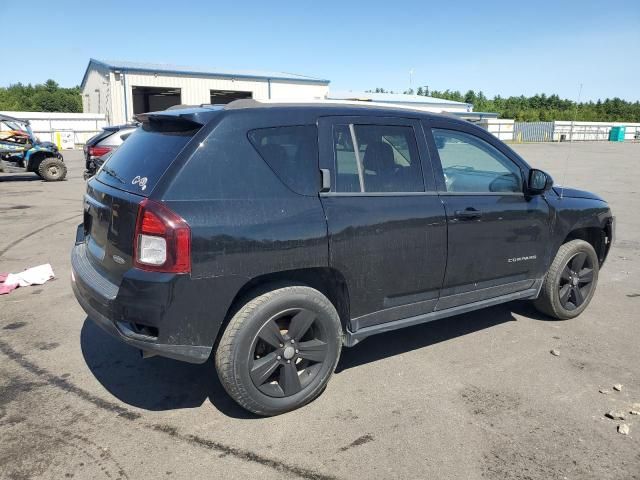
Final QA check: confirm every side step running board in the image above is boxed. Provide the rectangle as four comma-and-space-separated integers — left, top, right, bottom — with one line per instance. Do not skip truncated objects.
343, 285, 541, 347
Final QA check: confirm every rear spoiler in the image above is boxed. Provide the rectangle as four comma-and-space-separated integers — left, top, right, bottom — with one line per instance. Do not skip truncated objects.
135, 106, 223, 128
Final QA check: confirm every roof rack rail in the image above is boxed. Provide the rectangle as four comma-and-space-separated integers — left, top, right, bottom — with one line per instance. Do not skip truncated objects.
224, 99, 262, 109
165, 104, 198, 111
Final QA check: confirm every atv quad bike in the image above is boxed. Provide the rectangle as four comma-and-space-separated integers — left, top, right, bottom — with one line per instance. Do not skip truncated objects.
0, 114, 67, 181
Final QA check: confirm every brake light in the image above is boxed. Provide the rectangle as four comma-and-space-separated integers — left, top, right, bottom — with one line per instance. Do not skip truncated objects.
89, 145, 112, 157
133, 199, 191, 273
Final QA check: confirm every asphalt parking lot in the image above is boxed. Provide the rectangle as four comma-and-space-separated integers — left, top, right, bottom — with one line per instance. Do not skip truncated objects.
1, 142, 639, 480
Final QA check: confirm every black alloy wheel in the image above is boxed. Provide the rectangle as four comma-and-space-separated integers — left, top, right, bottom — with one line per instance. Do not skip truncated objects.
249, 308, 329, 397
533, 239, 599, 320
215, 286, 342, 416
557, 252, 595, 311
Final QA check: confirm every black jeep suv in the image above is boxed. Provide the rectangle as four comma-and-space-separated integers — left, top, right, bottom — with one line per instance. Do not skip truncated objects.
71, 100, 614, 415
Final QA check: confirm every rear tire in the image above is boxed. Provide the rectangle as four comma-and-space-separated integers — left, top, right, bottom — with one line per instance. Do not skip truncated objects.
38, 157, 67, 181
534, 239, 599, 319
215, 286, 342, 416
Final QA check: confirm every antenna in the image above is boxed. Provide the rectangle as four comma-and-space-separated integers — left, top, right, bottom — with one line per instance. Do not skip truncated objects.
559, 83, 583, 199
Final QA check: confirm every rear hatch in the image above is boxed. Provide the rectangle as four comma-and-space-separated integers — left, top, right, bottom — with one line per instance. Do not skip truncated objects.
84, 129, 115, 159
83, 113, 206, 282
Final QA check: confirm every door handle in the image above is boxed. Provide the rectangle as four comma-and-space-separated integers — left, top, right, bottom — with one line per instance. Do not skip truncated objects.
320, 168, 331, 192
454, 208, 482, 219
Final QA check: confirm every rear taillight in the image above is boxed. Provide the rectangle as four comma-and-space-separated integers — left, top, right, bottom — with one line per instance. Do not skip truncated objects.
133, 199, 191, 273
89, 145, 112, 157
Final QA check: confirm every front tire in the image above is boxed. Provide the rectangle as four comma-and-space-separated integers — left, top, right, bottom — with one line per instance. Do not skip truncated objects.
38, 157, 67, 181
215, 286, 342, 416
534, 239, 599, 319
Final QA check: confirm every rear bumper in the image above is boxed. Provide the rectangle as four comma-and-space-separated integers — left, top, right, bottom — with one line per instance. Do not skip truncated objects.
71, 241, 212, 364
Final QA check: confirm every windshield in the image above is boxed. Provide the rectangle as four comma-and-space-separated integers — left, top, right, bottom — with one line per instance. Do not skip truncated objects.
4, 120, 27, 132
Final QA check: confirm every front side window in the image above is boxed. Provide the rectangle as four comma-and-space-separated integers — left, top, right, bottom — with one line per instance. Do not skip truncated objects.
432, 129, 522, 193
332, 124, 423, 193
248, 125, 318, 195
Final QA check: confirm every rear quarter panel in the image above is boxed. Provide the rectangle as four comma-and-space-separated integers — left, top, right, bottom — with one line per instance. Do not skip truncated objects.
160, 110, 329, 344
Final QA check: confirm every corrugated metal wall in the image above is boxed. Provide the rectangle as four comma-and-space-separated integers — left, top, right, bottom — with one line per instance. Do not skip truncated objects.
95, 70, 329, 125
82, 63, 111, 123
513, 122, 554, 142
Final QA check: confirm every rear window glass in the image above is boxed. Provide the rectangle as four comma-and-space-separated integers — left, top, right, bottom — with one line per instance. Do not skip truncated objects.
86, 130, 112, 146
248, 125, 319, 195
99, 128, 135, 146
96, 123, 197, 196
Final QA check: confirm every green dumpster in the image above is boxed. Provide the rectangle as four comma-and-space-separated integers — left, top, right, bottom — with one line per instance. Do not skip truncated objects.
609, 126, 626, 142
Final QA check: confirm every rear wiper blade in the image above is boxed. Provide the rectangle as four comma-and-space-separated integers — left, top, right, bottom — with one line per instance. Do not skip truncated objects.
100, 165, 125, 184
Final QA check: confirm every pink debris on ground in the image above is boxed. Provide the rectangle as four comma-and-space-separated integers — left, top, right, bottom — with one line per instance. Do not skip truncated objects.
0, 264, 55, 295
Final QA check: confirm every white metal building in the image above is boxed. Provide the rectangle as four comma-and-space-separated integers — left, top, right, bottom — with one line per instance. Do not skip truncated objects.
81, 59, 330, 125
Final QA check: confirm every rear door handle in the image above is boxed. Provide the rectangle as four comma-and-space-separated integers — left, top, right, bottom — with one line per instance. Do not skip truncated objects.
454, 208, 482, 219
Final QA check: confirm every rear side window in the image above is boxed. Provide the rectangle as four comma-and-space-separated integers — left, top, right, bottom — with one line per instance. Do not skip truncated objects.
96, 123, 197, 196
248, 125, 318, 195
86, 130, 113, 146
99, 128, 135, 146
332, 124, 424, 193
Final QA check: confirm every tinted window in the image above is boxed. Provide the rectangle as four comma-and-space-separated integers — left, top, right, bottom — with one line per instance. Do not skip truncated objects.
86, 129, 113, 146
432, 129, 522, 193
99, 128, 136, 146
96, 123, 197, 196
332, 124, 423, 193
248, 125, 318, 196
165, 123, 287, 200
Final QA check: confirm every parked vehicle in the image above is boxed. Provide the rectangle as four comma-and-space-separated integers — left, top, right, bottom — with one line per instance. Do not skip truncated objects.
83, 123, 137, 178
71, 100, 614, 415
0, 114, 66, 181
83, 151, 114, 180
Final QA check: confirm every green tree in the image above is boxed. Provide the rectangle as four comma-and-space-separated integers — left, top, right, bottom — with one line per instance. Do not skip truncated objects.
0, 79, 82, 113
365, 86, 640, 121
464, 90, 477, 104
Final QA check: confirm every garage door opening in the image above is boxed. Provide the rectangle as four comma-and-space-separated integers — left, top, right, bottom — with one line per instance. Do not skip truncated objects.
210, 90, 253, 104
132, 86, 182, 114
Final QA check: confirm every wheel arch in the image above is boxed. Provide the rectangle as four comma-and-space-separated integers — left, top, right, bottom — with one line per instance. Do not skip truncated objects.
217, 267, 351, 347
561, 225, 611, 266
26, 149, 58, 172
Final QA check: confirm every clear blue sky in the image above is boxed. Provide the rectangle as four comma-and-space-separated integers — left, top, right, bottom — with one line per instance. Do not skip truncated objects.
2, 0, 638, 101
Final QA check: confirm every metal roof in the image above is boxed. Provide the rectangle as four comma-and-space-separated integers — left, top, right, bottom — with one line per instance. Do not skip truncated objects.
81, 59, 330, 89
328, 90, 471, 107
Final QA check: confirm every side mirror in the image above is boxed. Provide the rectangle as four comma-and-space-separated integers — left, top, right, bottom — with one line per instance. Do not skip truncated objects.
528, 169, 553, 193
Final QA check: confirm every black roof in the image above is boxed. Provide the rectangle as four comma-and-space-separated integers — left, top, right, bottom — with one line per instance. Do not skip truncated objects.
138, 99, 468, 128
